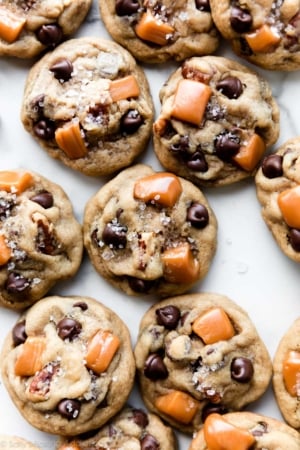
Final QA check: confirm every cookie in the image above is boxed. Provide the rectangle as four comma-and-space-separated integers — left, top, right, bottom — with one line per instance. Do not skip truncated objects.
210, 0, 300, 71
98, 0, 220, 63
21, 37, 154, 177
0, 0, 91, 59
0, 435, 41, 449
0, 169, 82, 310
273, 317, 300, 430
83, 164, 217, 298
153, 55, 280, 188
134, 292, 272, 433
189, 411, 300, 449
255, 137, 300, 263
0, 295, 135, 436
56, 406, 177, 449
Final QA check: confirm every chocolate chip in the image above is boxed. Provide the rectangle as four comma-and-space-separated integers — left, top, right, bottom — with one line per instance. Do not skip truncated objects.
12, 320, 27, 346
230, 6, 252, 33
132, 408, 149, 428
289, 228, 300, 251
57, 318, 82, 340
57, 399, 81, 420
170, 135, 190, 155
214, 131, 240, 161
115, 0, 140, 16
187, 203, 209, 228
30, 191, 54, 209
141, 434, 159, 450
261, 154, 283, 178
36, 23, 63, 47
186, 150, 208, 172
195, 0, 211, 12
36, 219, 56, 255
156, 305, 180, 329
33, 119, 55, 140
216, 76, 243, 99
102, 222, 127, 248
144, 353, 168, 380
50, 59, 73, 82
73, 301, 88, 311
6, 273, 30, 294
230, 357, 254, 383
201, 403, 228, 422
128, 277, 155, 293
120, 109, 143, 134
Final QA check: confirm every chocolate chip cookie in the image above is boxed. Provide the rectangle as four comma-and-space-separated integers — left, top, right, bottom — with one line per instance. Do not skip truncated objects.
0, 0, 91, 58
57, 406, 177, 449
273, 317, 300, 430
21, 37, 154, 176
98, 0, 220, 63
0, 435, 41, 449
255, 137, 300, 263
134, 293, 272, 433
153, 55, 280, 187
189, 411, 300, 449
83, 164, 217, 298
1, 295, 135, 436
210, 0, 300, 71
0, 169, 82, 310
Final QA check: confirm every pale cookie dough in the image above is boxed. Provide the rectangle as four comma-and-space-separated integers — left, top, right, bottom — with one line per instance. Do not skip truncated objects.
57, 406, 177, 449
83, 164, 217, 298
0, 0, 91, 58
153, 55, 280, 187
21, 37, 154, 177
0, 169, 82, 310
0, 435, 41, 449
273, 317, 300, 430
255, 137, 300, 263
210, 0, 300, 71
189, 412, 300, 449
0, 295, 135, 436
98, 0, 220, 63
134, 293, 272, 433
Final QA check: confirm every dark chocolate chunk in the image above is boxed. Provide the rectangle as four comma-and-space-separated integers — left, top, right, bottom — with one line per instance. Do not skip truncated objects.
73, 301, 88, 311
187, 203, 209, 228
141, 434, 159, 450
57, 318, 82, 340
289, 228, 300, 252
195, 0, 211, 12
12, 320, 27, 346
144, 353, 168, 380
6, 273, 30, 294
214, 131, 240, 161
201, 403, 228, 422
30, 191, 54, 209
36, 23, 63, 47
128, 277, 155, 293
57, 398, 81, 420
132, 408, 149, 428
115, 0, 140, 16
156, 305, 180, 329
102, 222, 127, 248
230, 6, 253, 33
50, 58, 73, 82
120, 109, 143, 134
33, 119, 56, 140
186, 150, 208, 172
216, 76, 243, 99
261, 154, 283, 178
36, 219, 56, 255
230, 357, 254, 383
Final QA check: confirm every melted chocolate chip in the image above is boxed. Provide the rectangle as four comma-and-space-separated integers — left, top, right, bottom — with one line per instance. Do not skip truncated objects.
57, 399, 81, 420
36, 23, 63, 47
30, 191, 53, 209
50, 59, 73, 82
132, 408, 149, 428
141, 434, 159, 450
6, 273, 30, 294
201, 403, 228, 422
144, 353, 168, 380
156, 305, 180, 329
230, 357, 254, 383
12, 320, 27, 346
120, 109, 143, 134
33, 119, 56, 140
57, 318, 82, 340
115, 0, 140, 15
289, 228, 300, 251
102, 222, 127, 248
73, 301, 88, 310
128, 277, 155, 293
186, 150, 208, 172
214, 131, 240, 161
187, 203, 209, 228
230, 6, 253, 33
216, 76, 243, 99
261, 154, 283, 178
195, 0, 211, 12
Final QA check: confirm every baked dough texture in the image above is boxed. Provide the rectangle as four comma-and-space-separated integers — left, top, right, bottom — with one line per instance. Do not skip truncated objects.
0, 435, 41, 449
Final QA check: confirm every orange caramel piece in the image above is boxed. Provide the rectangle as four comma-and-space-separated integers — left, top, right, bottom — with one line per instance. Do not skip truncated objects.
245, 24, 281, 53
171, 79, 212, 126
162, 243, 200, 284
233, 133, 266, 171
192, 307, 235, 344
133, 172, 182, 207
55, 121, 87, 159
86, 330, 120, 374
57, 442, 81, 450
204, 413, 256, 450
278, 185, 300, 229
135, 10, 174, 46
0, 235, 11, 266
0, 8, 26, 43
155, 390, 199, 424
109, 75, 140, 102
0, 170, 33, 194
282, 350, 300, 396
14, 337, 46, 376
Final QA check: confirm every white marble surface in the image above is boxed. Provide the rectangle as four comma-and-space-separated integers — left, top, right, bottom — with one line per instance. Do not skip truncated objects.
1, 1, 300, 449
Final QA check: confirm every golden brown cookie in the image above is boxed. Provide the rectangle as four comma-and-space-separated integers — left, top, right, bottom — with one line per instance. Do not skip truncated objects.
0, 435, 41, 449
